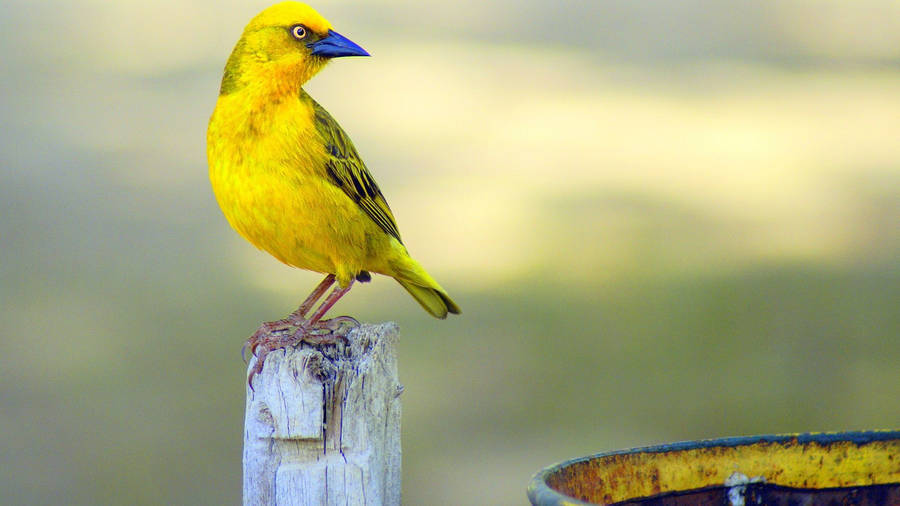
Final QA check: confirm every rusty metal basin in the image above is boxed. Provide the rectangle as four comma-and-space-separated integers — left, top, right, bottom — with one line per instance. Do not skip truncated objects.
528, 431, 899, 505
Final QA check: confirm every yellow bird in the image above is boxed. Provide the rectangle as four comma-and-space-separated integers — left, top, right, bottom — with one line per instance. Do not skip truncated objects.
207, 2, 460, 376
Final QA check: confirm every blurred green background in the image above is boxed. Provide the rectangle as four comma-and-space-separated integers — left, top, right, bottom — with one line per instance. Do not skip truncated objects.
2, 0, 898, 504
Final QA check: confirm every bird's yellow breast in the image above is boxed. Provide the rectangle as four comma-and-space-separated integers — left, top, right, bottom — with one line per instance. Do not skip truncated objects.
207, 91, 394, 283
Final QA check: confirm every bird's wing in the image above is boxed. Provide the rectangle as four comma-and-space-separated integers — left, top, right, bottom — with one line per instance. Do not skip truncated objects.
310, 99, 403, 244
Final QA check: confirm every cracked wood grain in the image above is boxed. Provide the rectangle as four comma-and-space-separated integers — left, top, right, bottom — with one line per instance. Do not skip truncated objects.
242, 322, 402, 505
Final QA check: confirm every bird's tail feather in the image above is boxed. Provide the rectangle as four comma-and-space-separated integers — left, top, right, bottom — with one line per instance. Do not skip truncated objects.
391, 256, 461, 318
396, 278, 461, 319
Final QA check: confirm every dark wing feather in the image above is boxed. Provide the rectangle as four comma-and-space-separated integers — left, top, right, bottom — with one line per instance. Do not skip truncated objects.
310, 97, 403, 244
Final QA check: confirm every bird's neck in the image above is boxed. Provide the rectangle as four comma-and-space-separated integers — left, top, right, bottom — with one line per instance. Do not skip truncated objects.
219, 45, 325, 102
220, 67, 303, 103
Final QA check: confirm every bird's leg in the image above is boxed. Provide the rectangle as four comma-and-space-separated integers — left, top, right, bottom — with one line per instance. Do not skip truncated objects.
296, 280, 359, 342
288, 280, 360, 342
308, 279, 354, 326
287, 274, 336, 325
246, 278, 360, 389
243, 274, 336, 362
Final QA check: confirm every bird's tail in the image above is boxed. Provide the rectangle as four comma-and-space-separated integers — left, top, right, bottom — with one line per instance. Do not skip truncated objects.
396, 278, 460, 319
391, 256, 461, 319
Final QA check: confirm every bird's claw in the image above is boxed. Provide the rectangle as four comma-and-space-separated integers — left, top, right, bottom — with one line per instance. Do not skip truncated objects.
309, 315, 359, 336
245, 316, 360, 390
243, 318, 294, 363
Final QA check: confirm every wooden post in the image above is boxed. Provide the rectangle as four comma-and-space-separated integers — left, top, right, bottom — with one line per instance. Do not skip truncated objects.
242, 322, 402, 506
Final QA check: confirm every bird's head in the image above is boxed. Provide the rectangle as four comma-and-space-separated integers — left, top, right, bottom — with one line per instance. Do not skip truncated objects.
219, 2, 369, 96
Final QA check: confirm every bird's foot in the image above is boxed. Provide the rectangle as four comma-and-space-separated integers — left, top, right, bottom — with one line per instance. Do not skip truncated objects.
245, 316, 360, 390
243, 318, 294, 363
304, 315, 360, 341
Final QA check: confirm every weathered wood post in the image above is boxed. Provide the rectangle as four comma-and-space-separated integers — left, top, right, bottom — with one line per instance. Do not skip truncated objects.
243, 322, 402, 506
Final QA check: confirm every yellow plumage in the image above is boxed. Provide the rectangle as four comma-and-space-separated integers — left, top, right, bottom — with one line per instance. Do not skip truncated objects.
207, 1, 459, 320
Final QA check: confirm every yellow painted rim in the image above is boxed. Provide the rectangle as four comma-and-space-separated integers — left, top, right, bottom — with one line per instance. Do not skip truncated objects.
527, 431, 900, 506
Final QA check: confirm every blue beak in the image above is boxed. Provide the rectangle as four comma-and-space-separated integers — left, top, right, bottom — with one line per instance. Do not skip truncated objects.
308, 30, 370, 58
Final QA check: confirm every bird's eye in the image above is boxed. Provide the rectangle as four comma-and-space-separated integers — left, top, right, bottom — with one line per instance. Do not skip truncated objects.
290, 25, 307, 40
